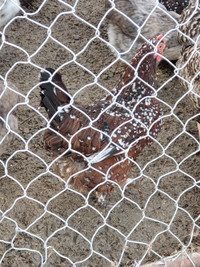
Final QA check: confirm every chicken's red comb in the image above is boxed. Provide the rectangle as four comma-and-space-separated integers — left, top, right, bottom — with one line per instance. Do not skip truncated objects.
156, 34, 165, 43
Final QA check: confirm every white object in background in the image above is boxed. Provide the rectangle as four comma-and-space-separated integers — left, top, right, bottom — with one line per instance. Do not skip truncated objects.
0, 0, 20, 27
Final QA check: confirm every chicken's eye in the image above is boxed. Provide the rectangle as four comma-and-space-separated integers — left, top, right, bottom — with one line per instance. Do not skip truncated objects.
157, 42, 166, 54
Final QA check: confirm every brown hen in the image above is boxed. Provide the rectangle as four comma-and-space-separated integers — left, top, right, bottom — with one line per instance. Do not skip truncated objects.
39, 35, 166, 202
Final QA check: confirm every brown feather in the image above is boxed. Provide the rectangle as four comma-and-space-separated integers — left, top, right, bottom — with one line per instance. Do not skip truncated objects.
40, 37, 166, 201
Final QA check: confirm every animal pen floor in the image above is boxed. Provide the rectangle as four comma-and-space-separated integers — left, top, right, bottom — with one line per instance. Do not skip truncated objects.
0, 0, 200, 266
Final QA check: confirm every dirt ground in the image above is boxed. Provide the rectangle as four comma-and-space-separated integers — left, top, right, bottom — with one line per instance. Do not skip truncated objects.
0, 0, 200, 266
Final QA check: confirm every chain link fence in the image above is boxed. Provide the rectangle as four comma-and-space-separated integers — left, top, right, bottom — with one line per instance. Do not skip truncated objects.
0, 0, 200, 266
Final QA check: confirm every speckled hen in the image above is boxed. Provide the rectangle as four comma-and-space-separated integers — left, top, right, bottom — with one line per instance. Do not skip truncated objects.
176, 0, 200, 141
105, 0, 181, 62
0, 80, 20, 156
159, 0, 189, 14
39, 35, 166, 202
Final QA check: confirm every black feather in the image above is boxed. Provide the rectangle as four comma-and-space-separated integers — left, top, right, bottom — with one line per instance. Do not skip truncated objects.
40, 68, 63, 125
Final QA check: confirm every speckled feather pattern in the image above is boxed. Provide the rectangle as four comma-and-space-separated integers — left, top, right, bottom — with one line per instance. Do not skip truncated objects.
176, 0, 200, 125
178, 0, 200, 46
40, 38, 164, 201
159, 0, 189, 14
177, 46, 200, 116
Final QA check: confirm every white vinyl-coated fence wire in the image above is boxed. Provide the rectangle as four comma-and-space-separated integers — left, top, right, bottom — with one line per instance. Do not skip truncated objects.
0, 0, 200, 266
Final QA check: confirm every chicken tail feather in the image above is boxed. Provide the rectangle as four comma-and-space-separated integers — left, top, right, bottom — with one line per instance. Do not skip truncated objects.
39, 68, 70, 124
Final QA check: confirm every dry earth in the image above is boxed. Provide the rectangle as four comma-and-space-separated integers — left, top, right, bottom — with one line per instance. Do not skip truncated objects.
0, 0, 200, 266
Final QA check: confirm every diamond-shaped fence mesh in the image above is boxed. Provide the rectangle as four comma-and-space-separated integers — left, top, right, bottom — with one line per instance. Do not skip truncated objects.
0, 0, 200, 266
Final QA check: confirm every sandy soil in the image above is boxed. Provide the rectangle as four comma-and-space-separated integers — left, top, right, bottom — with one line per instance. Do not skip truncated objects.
0, 0, 200, 266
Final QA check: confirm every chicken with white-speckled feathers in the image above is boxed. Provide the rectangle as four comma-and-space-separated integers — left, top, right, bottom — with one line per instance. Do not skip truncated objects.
39, 35, 166, 202
159, 0, 189, 14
